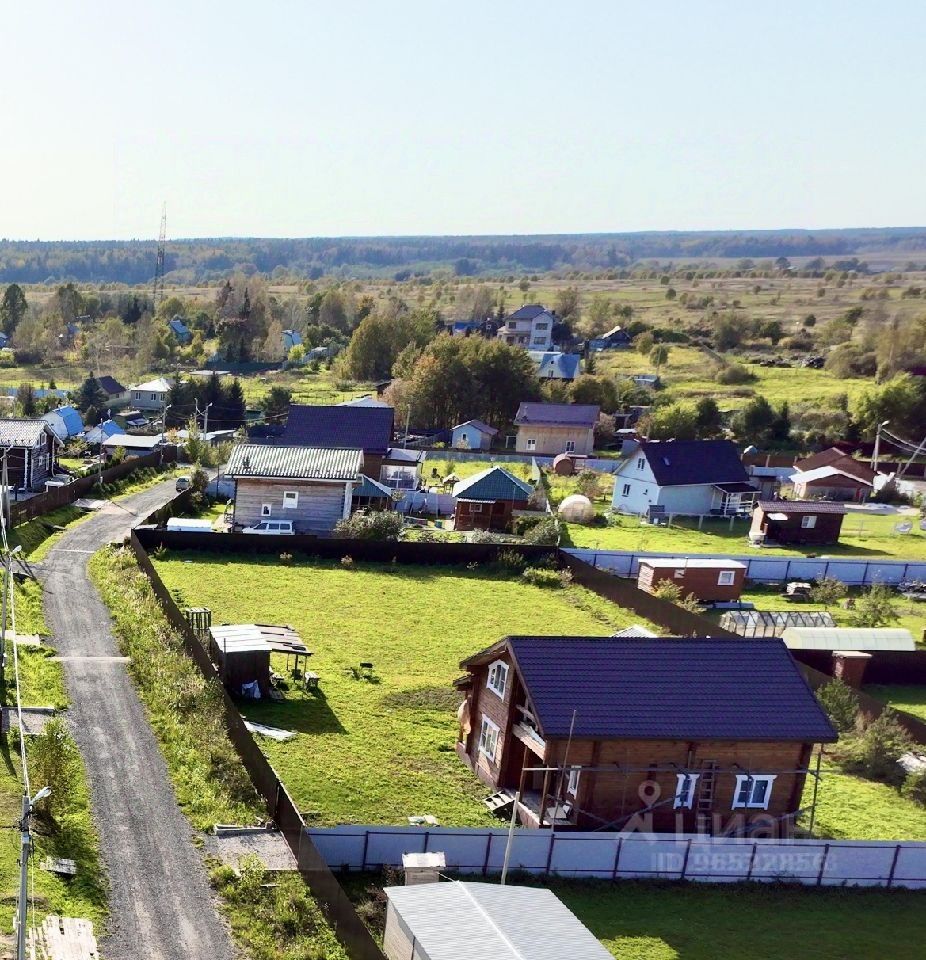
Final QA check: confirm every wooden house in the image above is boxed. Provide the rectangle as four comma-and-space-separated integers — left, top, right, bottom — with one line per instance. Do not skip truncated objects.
451, 466, 534, 532
226, 443, 362, 533
451, 420, 498, 451
636, 557, 747, 602
0, 419, 58, 491
513, 402, 598, 456
789, 448, 875, 503
751, 500, 846, 545
455, 636, 836, 834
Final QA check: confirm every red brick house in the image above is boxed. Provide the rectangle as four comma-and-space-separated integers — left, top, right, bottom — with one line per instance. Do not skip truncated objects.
455, 636, 836, 835
751, 500, 847, 546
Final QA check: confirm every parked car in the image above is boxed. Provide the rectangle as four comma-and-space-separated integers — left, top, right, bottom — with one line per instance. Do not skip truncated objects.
241, 520, 294, 535
175, 476, 191, 492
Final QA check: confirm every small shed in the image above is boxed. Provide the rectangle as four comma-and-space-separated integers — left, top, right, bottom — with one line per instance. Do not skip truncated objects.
637, 557, 747, 602
352, 474, 394, 511
451, 420, 498, 451
781, 627, 916, 653
209, 623, 311, 697
451, 467, 533, 532
383, 881, 612, 960
751, 500, 847, 545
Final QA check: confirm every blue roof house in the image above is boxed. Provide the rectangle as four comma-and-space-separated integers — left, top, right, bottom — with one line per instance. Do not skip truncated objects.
529, 351, 581, 381
167, 316, 192, 344
283, 329, 303, 353
41, 405, 84, 441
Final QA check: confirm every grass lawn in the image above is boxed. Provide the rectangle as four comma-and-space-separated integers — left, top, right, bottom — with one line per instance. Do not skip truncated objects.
865, 685, 926, 721
562, 509, 926, 561
237, 367, 373, 408
151, 553, 658, 826
422, 457, 533, 483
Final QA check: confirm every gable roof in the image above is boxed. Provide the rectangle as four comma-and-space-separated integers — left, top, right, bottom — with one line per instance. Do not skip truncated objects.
0, 419, 54, 447
95, 375, 126, 395
281, 404, 394, 455
507, 304, 549, 321
384, 882, 612, 960
795, 448, 875, 483
354, 474, 393, 498
167, 317, 191, 339
631, 439, 751, 487
757, 499, 848, 515
514, 402, 599, 428
132, 377, 172, 393
453, 419, 498, 437
226, 443, 362, 480
530, 351, 581, 380
463, 636, 837, 743
790, 464, 873, 487
84, 419, 121, 444
102, 433, 164, 450
42, 405, 84, 437
452, 466, 533, 501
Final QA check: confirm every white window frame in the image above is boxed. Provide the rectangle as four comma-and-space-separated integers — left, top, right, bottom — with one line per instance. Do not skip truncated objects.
801, 515, 817, 529
637, 457, 645, 470
470, 502, 483, 513
674, 773, 700, 809
565, 440, 576, 453
621, 483, 630, 497
261, 503, 272, 517
487, 660, 509, 699
717, 570, 736, 586
526, 438, 537, 451
282, 490, 299, 509
733, 774, 776, 810
566, 766, 580, 796
478, 715, 500, 763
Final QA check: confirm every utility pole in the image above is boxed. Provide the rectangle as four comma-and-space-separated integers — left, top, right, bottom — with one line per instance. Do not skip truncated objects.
871, 419, 890, 472
16, 787, 51, 960
203, 403, 211, 441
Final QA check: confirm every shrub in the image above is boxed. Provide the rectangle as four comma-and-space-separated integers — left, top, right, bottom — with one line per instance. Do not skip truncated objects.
28, 717, 83, 823
521, 567, 571, 589
495, 549, 527, 573
523, 517, 559, 545
849, 583, 899, 628
901, 769, 926, 806
340, 555, 354, 568
651, 580, 701, 612
816, 678, 860, 734
844, 710, 913, 785
714, 362, 756, 385
466, 529, 510, 544
333, 509, 403, 541
575, 469, 603, 499
513, 514, 544, 536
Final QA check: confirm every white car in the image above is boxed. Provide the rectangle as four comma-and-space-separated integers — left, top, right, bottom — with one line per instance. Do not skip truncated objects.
241, 520, 294, 535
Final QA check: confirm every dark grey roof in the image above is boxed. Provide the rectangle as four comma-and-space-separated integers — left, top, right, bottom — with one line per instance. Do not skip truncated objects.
514, 402, 599, 428
281, 404, 394, 455
637, 440, 750, 487
507, 304, 548, 321
471, 636, 836, 742
0, 419, 52, 446
757, 500, 848, 515
226, 443, 362, 480
95, 375, 126, 395
454, 419, 498, 437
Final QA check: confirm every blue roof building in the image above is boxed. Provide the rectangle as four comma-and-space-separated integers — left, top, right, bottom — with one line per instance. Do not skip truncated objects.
451, 466, 533, 502
529, 351, 581, 381
41, 405, 84, 441
167, 316, 192, 344
283, 329, 303, 352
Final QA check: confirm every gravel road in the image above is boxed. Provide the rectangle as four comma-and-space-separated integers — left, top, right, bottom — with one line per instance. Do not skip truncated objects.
37, 481, 235, 960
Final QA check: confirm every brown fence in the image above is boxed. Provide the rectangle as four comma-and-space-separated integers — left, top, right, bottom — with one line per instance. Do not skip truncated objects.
11, 447, 178, 525
127, 530, 387, 960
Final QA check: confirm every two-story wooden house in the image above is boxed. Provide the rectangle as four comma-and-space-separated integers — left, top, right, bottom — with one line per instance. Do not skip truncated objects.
455, 635, 836, 835
0, 419, 58, 491
513, 402, 599, 456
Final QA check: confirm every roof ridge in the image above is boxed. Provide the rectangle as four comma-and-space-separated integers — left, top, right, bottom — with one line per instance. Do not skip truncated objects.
456, 884, 526, 960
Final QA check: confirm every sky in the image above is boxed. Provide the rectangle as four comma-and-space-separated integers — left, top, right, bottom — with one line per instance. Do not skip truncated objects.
2, 1, 925, 240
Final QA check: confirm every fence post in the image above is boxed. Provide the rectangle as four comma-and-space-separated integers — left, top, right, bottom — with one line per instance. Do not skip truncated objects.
680, 838, 693, 880
545, 833, 556, 876
423, 830, 430, 853
611, 838, 623, 880
482, 833, 493, 876
361, 830, 369, 871
746, 842, 758, 881
886, 843, 902, 889
816, 843, 830, 886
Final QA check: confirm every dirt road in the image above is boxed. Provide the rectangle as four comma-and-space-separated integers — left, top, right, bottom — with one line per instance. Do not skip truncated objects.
37, 482, 235, 960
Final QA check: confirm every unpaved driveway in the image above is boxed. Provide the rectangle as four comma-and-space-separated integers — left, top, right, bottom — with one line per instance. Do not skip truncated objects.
37, 481, 235, 960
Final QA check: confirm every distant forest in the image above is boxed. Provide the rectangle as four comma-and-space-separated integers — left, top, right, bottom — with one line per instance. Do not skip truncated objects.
3, 227, 926, 285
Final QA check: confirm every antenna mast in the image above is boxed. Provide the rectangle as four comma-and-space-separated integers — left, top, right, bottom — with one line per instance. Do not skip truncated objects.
153, 202, 167, 307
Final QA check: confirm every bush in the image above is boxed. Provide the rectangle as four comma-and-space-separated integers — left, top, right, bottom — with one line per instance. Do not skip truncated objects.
466, 529, 510, 544
901, 769, 926, 806
28, 717, 83, 823
522, 567, 572, 589
495, 549, 527, 573
844, 710, 913, 786
714, 362, 756, 385
816, 678, 860, 733
523, 517, 559, 545
333, 509, 403, 541
513, 514, 544, 536
651, 580, 701, 612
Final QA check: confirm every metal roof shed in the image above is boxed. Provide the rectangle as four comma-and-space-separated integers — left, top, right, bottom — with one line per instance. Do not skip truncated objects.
781, 627, 916, 652
383, 882, 612, 960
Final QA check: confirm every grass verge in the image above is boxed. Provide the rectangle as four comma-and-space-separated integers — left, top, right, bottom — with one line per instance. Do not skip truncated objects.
89, 545, 350, 958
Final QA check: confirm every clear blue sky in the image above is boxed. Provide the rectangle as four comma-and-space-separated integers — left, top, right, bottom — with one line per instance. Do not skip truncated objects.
3, 1, 924, 240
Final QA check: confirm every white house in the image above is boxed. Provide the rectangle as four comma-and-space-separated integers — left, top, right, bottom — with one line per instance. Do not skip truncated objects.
497, 304, 555, 351
129, 377, 172, 412
611, 439, 758, 517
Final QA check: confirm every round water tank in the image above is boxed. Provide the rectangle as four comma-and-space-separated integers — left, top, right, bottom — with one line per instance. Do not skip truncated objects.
558, 494, 595, 523
552, 453, 575, 476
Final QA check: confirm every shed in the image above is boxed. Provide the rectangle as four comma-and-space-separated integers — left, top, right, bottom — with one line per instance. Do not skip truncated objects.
209, 624, 311, 696
781, 627, 916, 653
451, 420, 498, 451
451, 466, 533, 532
637, 557, 747, 602
383, 881, 612, 960
752, 500, 847, 545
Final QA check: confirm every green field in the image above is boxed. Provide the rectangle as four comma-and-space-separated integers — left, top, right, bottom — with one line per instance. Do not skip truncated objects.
865, 685, 926, 722
151, 553, 656, 826
422, 457, 533, 483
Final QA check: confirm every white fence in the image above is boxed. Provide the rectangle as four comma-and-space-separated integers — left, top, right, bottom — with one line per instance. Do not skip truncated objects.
308, 826, 926, 889
565, 548, 926, 587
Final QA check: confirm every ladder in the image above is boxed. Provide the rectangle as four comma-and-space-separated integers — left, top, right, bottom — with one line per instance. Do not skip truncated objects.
696, 760, 719, 834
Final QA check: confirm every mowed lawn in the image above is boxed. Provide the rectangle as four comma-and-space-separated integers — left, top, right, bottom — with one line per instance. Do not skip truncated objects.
554, 880, 926, 960
563, 508, 926, 560
865, 685, 926, 721
153, 554, 655, 826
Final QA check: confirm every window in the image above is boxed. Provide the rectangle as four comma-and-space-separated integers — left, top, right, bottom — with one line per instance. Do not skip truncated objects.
261, 504, 272, 517
621, 483, 630, 497
470, 502, 483, 513
566, 766, 580, 796
150, 393, 158, 401
532, 337, 546, 346
801, 515, 817, 529
565, 440, 576, 453
282, 491, 299, 509
674, 773, 699, 809
718, 570, 736, 585
526, 438, 537, 451
535, 322, 549, 331
478, 716, 500, 763
133, 392, 141, 401
487, 661, 509, 698
637, 457, 645, 470
733, 774, 776, 810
